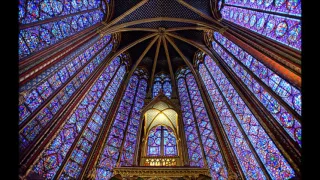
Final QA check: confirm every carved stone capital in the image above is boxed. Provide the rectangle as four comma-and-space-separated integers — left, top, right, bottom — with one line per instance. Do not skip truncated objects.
218, 27, 228, 35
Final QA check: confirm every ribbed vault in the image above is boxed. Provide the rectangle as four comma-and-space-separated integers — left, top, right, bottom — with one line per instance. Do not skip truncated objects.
98, 0, 226, 84
17, 0, 302, 179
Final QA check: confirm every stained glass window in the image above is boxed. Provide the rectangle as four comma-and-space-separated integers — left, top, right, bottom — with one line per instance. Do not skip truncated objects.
152, 72, 172, 99
19, 0, 107, 60
176, 67, 227, 179
197, 54, 295, 179
211, 32, 301, 146
19, 35, 113, 152
30, 55, 127, 179
95, 68, 148, 180
163, 126, 177, 156
146, 126, 177, 157
147, 126, 162, 156
220, 3, 301, 50
224, 0, 301, 17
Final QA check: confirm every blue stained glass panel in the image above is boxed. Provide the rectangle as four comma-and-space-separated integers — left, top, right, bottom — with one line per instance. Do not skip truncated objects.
198, 54, 295, 179
32, 57, 125, 179
221, 6, 301, 50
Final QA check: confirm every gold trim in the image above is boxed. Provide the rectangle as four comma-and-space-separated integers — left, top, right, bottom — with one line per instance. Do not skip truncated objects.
165, 35, 212, 168
104, 33, 158, 66
148, 37, 162, 95
166, 26, 210, 32
162, 36, 177, 98
123, 35, 159, 86
99, 17, 221, 36
113, 166, 211, 178
145, 108, 178, 134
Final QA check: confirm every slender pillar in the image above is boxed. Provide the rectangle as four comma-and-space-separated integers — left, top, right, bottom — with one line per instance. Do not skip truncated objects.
222, 29, 301, 88
19, 47, 119, 176
208, 49, 301, 176
19, 27, 99, 85
166, 35, 244, 178
54, 62, 124, 179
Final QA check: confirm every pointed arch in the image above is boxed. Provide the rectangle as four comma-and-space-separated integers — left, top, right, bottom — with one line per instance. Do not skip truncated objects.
19, 34, 116, 153
95, 67, 148, 179
196, 52, 296, 179
28, 54, 128, 179
152, 72, 173, 99
146, 125, 178, 157
176, 67, 228, 179
209, 32, 301, 147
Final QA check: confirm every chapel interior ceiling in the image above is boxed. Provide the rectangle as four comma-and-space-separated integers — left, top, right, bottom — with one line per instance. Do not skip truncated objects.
100, 0, 223, 76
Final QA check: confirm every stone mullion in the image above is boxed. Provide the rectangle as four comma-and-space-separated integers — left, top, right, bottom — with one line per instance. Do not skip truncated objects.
19, 50, 117, 176
224, 4, 300, 20
203, 63, 272, 179
79, 71, 130, 180
181, 76, 209, 168
160, 126, 164, 156
80, 34, 159, 177
209, 49, 301, 175
193, 67, 245, 180
176, 109, 189, 166
116, 77, 141, 166
174, 78, 194, 166
214, 38, 301, 122
221, 27, 301, 89
222, 20, 301, 62
54, 63, 123, 179
19, 23, 101, 68
19, 37, 111, 132
20, 8, 100, 30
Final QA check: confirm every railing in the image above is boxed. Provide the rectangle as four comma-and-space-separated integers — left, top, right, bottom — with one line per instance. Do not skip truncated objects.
141, 156, 181, 166
112, 166, 211, 179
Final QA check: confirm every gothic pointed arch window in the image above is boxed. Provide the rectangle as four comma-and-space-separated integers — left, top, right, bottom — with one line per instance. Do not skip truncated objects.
218, 0, 301, 50
19, 34, 116, 153
95, 67, 148, 180
18, 0, 110, 60
29, 53, 129, 179
176, 67, 228, 179
196, 52, 296, 179
147, 125, 178, 157
152, 72, 172, 99
209, 32, 301, 146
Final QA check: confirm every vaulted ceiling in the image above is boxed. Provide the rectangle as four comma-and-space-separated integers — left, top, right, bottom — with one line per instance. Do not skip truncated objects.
100, 0, 224, 79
